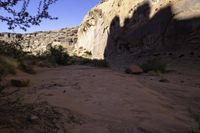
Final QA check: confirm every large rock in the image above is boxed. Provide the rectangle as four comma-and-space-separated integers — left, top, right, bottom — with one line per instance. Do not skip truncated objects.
76, 0, 200, 66
125, 65, 144, 74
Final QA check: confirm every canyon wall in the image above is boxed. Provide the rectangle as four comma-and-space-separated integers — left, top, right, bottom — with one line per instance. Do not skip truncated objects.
76, 0, 200, 66
1, 0, 200, 65
0, 27, 78, 55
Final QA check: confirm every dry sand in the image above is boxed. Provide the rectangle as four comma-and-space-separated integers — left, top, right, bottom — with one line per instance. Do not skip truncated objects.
4, 60, 200, 133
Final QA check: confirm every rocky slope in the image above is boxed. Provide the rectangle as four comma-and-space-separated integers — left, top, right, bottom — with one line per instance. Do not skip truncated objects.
0, 27, 78, 55
76, 0, 200, 66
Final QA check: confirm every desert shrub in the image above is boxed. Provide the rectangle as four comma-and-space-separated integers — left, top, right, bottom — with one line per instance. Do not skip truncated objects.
71, 56, 109, 68
46, 46, 69, 65
90, 59, 109, 67
74, 58, 91, 65
82, 51, 92, 59
18, 60, 36, 74
0, 57, 16, 77
0, 41, 36, 75
0, 98, 66, 133
141, 58, 166, 73
10, 79, 30, 87
0, 85, 5, 94
188, 108, 200, 132
0, 41, 25, 59
0, 63, 16, 75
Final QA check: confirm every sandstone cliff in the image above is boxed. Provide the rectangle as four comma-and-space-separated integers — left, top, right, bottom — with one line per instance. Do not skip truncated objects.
0, 27, 78, 55
76, 0, 200, 66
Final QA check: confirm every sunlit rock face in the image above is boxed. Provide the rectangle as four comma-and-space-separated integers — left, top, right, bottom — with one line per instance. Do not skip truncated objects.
0, 27, 78, 55
76, 0, 200, 65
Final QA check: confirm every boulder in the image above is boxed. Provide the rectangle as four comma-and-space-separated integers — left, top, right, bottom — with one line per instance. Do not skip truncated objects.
125, 65, 143, 74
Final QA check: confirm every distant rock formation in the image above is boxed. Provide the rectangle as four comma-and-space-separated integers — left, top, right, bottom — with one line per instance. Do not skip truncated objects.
0, 27, 78, 55
76, 0, 200, 66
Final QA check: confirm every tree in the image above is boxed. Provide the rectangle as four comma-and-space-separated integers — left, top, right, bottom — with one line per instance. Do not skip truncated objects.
0, 0, 58, 31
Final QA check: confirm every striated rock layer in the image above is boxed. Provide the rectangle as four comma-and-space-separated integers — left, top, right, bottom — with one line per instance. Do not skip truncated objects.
0, 27, 78, 55
76, 0, 200, 66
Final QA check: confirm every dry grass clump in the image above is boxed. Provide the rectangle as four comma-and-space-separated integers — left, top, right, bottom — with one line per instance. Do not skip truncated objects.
0, 86, 66, 133
10, 79, 30, 87
0, 56, 17, 77
141, 58, 167, 73
18, 60, 36, 74
70, 56, 109, 68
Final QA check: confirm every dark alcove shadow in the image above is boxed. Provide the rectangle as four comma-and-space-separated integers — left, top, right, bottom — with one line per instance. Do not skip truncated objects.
104, 1, 200, 68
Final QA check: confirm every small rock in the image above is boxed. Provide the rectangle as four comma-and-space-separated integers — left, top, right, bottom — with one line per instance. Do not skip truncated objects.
125, 65, 143, 74
30, 115, 39, 121
179, 54, 185, 58
0, 128, 14, 133
45, 93, 54, 96
10, 79, 30, 87
27, 115, 39, 123
148, 70, 161, 76
67, 60, 73, 65
195, 83, 200, 88
159, 78, 170, 83
190, 52, 194, 56
153, 53, 160, 56
37, 61, 48, 67
168, 53, 173, 56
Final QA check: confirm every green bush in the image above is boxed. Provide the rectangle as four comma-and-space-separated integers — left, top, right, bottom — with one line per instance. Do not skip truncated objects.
91, 59, 109, 67
0, 41, 36, 75
141, 58, 166, 73
0, 41, 25, 59
72, 57, 109, 68
82, 51, 92, 59
46, 46, 69, 65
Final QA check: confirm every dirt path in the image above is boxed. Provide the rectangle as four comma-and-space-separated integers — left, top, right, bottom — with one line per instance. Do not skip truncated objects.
7, 65, 200, 133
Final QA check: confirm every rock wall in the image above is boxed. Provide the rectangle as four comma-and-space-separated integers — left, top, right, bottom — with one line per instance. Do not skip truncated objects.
0, 27, 78, 55
76, 0, 200, 65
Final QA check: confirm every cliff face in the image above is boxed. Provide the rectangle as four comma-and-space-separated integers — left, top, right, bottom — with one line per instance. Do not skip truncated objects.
0, 27, 78, 55
76, 0, 200, 65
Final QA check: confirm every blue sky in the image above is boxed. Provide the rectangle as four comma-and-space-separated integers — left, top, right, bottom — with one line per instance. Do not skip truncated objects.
0, 0, 99, 33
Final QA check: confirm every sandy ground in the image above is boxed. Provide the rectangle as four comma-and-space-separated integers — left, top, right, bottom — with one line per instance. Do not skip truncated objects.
4, 60, 200, 133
